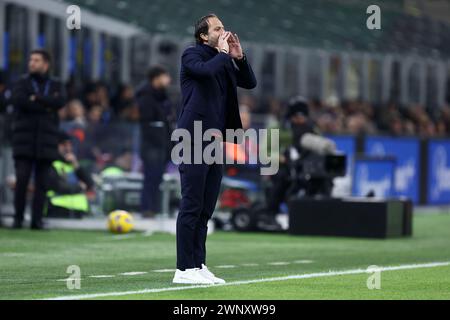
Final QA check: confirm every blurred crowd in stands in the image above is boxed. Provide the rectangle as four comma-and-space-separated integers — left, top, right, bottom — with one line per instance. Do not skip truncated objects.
55, 80, 450, 137
2, 70, 450, 171
240, 94, 450, 138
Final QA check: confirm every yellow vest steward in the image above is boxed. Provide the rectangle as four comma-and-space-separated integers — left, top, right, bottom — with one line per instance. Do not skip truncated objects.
46, 160, 89, 212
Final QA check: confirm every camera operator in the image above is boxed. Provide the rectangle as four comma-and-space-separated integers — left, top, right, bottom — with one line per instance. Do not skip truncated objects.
263, 97, 324, 228
45, 131, 94, 218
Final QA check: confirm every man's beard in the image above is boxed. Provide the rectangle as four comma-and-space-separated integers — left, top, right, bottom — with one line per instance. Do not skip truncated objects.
30, 69, 47, 78
208, 37, 219, 48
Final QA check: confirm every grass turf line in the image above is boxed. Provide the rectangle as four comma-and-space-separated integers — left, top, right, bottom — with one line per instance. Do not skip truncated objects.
0, 213, 449, 300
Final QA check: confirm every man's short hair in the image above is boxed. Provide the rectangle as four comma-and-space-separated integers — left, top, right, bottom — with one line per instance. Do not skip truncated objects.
30, 49, 52, 64
286, 96, 309, 119
148, 65, 168, 82
194, 13, 217, 44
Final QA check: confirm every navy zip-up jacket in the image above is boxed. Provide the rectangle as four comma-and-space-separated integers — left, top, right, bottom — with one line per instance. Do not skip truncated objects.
177, 43, 257, 142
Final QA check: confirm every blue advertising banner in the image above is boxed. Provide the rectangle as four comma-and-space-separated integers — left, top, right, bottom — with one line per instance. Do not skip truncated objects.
352, 157, 396, 198
365, 137, 420, 203
427, 140, 450, 204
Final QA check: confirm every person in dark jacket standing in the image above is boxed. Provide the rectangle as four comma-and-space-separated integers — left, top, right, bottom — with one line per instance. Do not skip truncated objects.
11, 49, 66, 230
136, 66, 172, 217
172, 14, 257, 285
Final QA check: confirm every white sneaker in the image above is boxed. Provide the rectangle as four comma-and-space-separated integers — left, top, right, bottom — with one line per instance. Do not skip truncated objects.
199, 264, 226, 284
172, 268, 214, 285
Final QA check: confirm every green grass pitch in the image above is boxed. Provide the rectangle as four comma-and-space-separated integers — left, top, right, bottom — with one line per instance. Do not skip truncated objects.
0, 213, 449, 300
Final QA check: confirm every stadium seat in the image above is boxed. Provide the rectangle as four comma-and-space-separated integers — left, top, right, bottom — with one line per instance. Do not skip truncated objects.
65, 0, 449, 56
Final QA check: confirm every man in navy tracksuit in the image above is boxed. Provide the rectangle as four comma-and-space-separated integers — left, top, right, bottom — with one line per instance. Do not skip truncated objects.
173, 14, 257, 284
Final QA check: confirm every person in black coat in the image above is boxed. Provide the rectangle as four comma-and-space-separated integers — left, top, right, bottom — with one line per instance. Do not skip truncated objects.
136, 66, 172, 217
173, 14, 256, 284
11, 49, 66, 230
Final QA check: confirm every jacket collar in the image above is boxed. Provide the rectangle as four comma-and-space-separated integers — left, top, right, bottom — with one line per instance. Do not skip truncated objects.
198, 43, 218, 57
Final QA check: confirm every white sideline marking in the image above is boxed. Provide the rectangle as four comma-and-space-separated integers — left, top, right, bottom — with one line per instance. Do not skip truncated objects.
153, 269, 176, 273
44, 261, 450, 300
0, 253, 26, 257
214, 265, 236, 269
294, 260, 313, 264
110, 234, 139, 241
241, 263, 259, 267
268, 262, 291, 266
119, 272, 148, 276
56, 259, 312, 281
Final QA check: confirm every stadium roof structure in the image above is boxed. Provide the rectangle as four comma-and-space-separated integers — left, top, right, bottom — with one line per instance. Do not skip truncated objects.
64, 0, 450, 57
